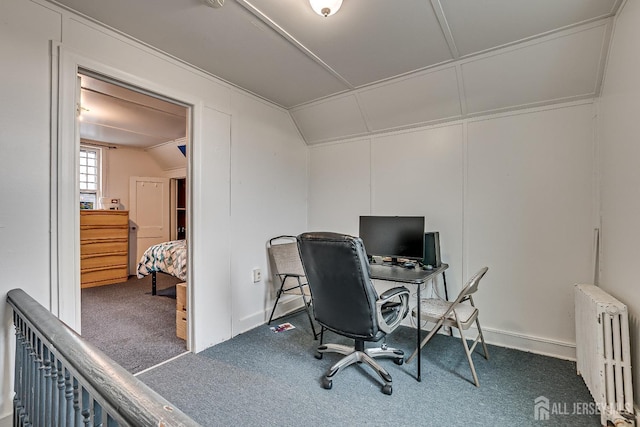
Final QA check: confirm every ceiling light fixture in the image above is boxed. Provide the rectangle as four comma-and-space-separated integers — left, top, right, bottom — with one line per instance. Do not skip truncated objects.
309, 0, 342, 17
204, 0, 224, 8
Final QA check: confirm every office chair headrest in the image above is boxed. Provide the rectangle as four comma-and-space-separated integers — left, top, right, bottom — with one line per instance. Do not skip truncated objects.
298, 232, 354, 243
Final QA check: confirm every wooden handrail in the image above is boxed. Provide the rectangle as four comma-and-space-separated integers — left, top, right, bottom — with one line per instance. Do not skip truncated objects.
7, 288, 201, 427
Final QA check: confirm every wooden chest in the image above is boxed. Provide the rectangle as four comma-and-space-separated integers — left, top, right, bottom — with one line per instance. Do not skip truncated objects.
176, 282, 187, 340
80, 210, 129, 288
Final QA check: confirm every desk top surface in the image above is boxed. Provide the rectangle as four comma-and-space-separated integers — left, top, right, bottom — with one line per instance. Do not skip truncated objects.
369, 263, 448, 284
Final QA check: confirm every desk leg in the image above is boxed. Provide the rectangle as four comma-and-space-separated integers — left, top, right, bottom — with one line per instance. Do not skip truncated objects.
442, 272, 453, 336
416, 283, 421, 382
442, 271, 448, 301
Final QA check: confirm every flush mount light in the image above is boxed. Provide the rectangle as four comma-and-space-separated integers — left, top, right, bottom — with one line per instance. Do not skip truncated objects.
204, 0, 224, 8
309, 0, 343, 17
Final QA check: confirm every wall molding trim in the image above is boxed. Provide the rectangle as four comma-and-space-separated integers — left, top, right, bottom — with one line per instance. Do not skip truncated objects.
480, 326, 576, 361
0, 412, 10, 427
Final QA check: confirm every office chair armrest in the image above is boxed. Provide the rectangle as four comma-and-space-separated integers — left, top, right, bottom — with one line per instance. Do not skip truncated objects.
376, 286, 410, 334
379, 287, 409, 302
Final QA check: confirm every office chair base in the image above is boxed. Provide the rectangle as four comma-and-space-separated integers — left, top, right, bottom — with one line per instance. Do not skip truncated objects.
317, 343, 403, 395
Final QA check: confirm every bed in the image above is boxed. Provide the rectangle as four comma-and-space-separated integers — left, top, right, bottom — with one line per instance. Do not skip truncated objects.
136, 239, 187, 295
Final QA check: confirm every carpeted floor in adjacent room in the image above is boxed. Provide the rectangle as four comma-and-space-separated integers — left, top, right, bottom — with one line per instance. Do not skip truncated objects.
81, 274, 187, 374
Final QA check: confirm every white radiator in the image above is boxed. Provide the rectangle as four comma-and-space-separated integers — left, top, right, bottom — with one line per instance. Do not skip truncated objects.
575, 284, 636, 426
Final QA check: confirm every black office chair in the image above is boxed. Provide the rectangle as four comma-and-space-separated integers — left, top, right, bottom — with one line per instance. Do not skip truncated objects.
297, 232, 410, 395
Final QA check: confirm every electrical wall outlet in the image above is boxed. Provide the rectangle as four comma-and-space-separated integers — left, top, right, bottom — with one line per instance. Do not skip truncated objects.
252, 268, 262, 283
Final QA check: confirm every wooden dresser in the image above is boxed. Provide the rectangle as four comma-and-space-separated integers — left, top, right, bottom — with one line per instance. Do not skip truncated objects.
80, 210, 129, 288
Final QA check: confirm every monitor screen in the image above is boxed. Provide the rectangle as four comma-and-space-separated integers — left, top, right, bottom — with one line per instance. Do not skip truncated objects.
358, 216, 425, 261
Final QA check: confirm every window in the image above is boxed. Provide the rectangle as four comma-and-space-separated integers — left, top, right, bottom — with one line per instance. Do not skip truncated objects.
79, 145, 101, 209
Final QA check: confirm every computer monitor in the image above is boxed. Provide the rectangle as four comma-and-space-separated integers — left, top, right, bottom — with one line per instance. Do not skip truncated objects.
358, 216, 425, 263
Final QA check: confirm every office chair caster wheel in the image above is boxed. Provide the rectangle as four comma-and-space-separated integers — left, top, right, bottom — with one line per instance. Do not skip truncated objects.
381, 384, 392, 395
315, 352, 323, 360
393, 358, 404, 366
322, 378, 332, 390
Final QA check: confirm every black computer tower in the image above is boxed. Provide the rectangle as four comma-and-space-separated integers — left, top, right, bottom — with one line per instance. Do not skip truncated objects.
423, 232, 441, 267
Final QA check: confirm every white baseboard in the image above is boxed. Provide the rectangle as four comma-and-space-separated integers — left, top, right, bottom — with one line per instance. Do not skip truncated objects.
241, 298, 578, 360
479, 326, 577, 361
237, 295, 306, 335
410, 320, 577, 361
0, 411, 11, 427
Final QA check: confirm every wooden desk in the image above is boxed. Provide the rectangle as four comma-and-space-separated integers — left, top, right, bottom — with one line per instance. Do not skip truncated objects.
369, 262, 449, 381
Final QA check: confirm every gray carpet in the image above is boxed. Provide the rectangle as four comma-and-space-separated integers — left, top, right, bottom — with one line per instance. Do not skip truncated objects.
81, 274, 187, 374
137, 310, 600, 426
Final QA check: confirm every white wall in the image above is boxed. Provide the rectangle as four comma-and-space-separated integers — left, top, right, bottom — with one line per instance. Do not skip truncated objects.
101, 145, 170, 272
597, 0, 640, 409
0, 0, 62, 418
1, 0, 629, 420
466, 105, 595, 354
229, 91, 308, 334
308, 101, 596, 359
102, 146, 167, 209
0, 0, 307, 419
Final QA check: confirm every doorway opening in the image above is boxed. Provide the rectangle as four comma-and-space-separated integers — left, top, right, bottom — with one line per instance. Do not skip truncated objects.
77, 69, 191, 374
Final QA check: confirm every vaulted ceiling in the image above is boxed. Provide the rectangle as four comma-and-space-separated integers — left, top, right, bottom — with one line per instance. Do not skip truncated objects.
52, 0, 622, 145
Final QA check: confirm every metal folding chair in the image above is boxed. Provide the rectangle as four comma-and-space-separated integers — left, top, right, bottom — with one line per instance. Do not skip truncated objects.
407, 267, 489, 386
267, 235, 318, 339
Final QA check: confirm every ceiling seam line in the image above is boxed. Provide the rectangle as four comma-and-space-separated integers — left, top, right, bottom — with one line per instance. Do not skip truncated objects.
81, 121, 173, 141
353, 92, 373, 134
430, 0, 459, 59
81, 87, 186, 118
235, 0, 354, 89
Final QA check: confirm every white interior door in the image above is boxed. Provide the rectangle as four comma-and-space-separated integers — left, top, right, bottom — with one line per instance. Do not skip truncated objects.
129, 176, 170, 274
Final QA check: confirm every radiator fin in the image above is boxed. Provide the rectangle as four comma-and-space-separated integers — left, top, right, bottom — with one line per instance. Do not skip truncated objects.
575, 284, 635, 426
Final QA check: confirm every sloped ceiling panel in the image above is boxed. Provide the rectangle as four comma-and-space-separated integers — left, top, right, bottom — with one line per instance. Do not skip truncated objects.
79, 126, 167, 147
461, 22, 609, 115
194, 6, 349, 107
80, 90, 186, 147
51, 0, 621, 144
358, 66, 462, 132
442, 0, 619, 56
248, 0, 453, 88
146, 139, 187, 171
295, 19, 611, 143
79, 74, 187, 148
60, 0, 349, 107
290, 94, 368, 143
